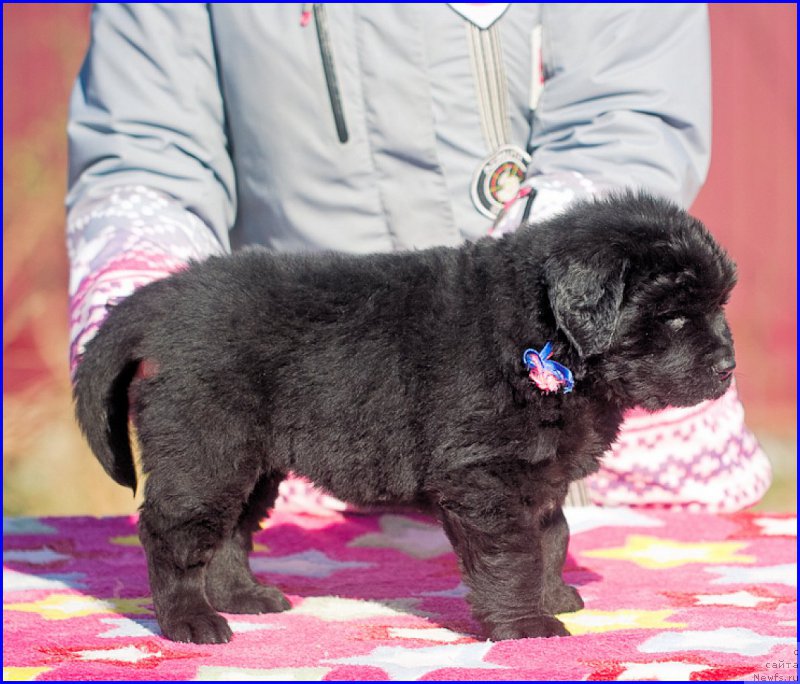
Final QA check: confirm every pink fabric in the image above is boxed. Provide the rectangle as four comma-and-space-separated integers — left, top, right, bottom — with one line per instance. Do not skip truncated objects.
3, 509, 795, 680
69, 252, 183, 377
67, 185, 224, 376
586, 382, 772, 512
490, 171, 600, 237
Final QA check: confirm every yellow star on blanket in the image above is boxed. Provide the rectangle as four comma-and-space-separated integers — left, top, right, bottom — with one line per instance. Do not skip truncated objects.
582, 535, 755, 569
558, 608, 686, 635
4, 594, 152, 620
2, 667, 52, 681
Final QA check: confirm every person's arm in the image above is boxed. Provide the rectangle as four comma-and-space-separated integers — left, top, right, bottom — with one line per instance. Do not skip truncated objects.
494, 4, 711, 234
67, 4, 234, 374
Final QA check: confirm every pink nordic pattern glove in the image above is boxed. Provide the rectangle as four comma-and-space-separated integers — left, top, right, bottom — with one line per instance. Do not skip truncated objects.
67, 185, 225, 377
586, 380, 772, 512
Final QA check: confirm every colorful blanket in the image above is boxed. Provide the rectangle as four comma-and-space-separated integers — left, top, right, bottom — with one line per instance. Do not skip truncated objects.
3, 508, 796, 681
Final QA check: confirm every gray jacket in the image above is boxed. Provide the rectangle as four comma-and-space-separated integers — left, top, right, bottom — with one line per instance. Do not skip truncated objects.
68, 3, 710, 254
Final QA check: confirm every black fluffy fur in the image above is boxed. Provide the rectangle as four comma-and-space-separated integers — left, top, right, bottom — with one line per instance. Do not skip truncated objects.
74, 192, 737, 643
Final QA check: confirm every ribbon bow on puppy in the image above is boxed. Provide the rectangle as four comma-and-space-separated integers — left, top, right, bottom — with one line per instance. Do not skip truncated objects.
522, 342, 574, 394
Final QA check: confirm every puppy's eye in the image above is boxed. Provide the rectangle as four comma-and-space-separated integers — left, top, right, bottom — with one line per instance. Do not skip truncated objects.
665, 316, 688, 331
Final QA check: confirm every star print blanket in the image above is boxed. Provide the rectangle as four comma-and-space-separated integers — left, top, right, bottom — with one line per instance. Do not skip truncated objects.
3, 508, 797, 681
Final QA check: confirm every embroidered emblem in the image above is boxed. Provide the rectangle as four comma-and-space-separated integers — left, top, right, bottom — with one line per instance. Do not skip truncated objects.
523, 342, 574, 394
471, 145, 531, 218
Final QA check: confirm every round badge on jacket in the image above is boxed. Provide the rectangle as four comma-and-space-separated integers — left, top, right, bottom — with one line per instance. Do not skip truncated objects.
470, 144, 532, 218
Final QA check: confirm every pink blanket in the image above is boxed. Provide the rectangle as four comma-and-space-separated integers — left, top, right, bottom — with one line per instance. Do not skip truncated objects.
3, 508, 796, 681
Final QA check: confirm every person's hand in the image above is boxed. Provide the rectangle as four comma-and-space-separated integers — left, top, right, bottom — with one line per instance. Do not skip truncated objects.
69, 260, 182, 379
67, 186, 226, 379
490, 172, 600, 237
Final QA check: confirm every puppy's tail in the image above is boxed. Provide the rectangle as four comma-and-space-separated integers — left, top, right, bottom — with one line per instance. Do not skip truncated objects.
73, 291, 156, 495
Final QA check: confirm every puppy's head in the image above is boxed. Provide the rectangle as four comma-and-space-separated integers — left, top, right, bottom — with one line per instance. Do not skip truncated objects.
540, 192, 737, 411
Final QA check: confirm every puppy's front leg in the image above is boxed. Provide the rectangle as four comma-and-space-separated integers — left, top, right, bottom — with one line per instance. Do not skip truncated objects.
435, 472, 569, 640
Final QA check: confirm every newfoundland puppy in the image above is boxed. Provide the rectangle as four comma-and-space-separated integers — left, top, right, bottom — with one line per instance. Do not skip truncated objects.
74, 192, 737, 644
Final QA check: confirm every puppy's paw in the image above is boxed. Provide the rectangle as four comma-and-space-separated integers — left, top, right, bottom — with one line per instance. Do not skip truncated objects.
543, 583, 584, 614
160, 610, 233, 644
489, 615, 570, 641
209, 583, 291, 615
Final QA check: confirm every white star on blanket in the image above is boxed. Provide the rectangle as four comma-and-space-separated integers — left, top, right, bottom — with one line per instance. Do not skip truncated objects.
348, 515, 452, 559
615, 660, 712, 680
705, 563, 797, 587
292, 596, 424, 621
638, 627, 796, 656
250, 549, 372, 578
694, 590, 774, 608
421, 582, 469, 598
754, 517, 797, 536
325, 642, 505, 680
76, 645, 162, 663
564, 506, 663, 535
3, 569, 87, 593
194, 665, 330, 680
3, 548, 70, 564
96, 617, 282, 639
3, 518, 57, 535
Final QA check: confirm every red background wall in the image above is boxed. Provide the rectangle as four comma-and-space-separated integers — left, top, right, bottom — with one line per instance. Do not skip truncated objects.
691, 4, 797, 435
3, 4, 796, 514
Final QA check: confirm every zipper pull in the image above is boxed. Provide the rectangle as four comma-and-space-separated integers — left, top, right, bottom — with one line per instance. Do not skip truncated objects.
312, 4, 349, 144
300, 3, 312, 27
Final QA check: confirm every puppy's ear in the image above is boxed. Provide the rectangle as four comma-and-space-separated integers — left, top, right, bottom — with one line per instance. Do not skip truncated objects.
545, 254, 628, 358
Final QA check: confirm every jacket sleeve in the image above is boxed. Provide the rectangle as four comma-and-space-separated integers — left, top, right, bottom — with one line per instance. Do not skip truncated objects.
66, 4, 234, 374
528, 4, 711, 210
67, 3, 236, 240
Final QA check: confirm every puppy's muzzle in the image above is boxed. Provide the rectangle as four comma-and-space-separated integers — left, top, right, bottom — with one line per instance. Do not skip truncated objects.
713, 358, 736, 381
710, 345, 736, 385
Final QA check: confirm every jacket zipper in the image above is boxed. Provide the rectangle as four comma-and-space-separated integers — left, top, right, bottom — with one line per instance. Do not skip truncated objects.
303, 4, 349, 144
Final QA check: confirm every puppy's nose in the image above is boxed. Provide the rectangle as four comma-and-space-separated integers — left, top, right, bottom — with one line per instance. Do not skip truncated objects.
713, 358, 736, 380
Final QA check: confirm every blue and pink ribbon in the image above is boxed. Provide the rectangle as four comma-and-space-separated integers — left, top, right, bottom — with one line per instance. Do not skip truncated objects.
522, 342, 574, 394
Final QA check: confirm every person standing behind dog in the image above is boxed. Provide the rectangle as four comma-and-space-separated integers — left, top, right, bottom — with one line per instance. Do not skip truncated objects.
67, 4, 771, 512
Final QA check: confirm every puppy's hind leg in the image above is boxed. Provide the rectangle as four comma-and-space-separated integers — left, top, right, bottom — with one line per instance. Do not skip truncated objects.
138, 477, 238, 644
540, 505, 584, 615
205, 472, 291, 615
136, 437, 261, 643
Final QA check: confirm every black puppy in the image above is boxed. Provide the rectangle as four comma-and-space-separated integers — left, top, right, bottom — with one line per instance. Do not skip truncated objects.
74, 192, 737, 644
